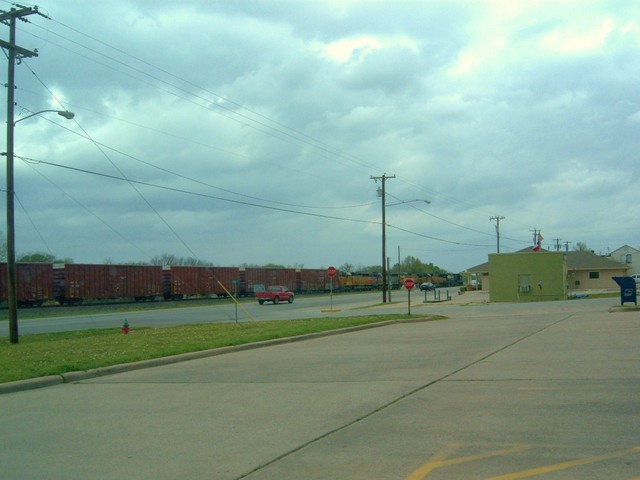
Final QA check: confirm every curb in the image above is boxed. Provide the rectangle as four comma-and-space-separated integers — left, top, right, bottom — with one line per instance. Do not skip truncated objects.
608, 305, 640, 313
0, 317, 434, 395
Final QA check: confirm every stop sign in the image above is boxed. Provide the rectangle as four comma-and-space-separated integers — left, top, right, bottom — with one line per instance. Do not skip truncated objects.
404, 278, 415, 290
327, 266, 337, 278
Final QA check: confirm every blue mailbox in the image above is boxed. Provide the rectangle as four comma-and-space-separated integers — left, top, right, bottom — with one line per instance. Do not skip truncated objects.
612, 277, 637, 305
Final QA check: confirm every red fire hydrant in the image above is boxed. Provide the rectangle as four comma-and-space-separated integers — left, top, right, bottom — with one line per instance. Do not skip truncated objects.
121, 320, 130, 335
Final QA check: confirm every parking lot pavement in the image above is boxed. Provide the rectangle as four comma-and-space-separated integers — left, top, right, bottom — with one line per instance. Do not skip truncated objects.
1, 297, 638, 479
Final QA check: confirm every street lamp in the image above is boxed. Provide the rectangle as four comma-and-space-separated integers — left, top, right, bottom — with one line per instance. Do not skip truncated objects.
5, 109, 75, 344
14, 109, 74, 125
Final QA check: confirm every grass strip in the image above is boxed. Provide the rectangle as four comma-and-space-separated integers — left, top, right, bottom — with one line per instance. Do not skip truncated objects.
0, 314, 443, 384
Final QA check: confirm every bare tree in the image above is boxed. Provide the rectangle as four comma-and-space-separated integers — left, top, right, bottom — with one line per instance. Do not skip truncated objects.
574, 242, 591, 252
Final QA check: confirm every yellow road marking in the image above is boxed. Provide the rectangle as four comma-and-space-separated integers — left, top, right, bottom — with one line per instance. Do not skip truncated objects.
486, 447, 640, 480
404, 443, 460, 479
405, 444, 532, 480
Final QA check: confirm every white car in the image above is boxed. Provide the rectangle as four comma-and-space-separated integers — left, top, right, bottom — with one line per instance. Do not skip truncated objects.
631, 274, 640, 283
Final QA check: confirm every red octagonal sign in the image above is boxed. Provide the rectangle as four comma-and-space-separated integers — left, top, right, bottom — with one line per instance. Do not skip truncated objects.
327, 266, 337, 278
404, 278, 415, 290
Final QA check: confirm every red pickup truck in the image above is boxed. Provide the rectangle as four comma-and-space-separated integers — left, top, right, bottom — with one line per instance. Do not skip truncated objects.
256, 286, 294, 305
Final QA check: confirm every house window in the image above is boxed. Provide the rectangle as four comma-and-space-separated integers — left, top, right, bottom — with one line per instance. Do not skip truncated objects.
589, 271, 600, 279
625, 254, 632, 264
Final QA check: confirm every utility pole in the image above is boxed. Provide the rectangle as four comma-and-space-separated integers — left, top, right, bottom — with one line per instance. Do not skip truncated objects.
386, 256, 391, 303
489, 216, 505, 253
371, 173, 395, 303
1, 6, 40, 344
553, 238, 562, 251
530, 229, 539, 245
397, 245, 401, 291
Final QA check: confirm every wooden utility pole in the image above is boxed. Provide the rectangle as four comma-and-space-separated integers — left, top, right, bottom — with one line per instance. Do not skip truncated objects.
1, 6, 40, 344
371, 174, 395, 303
490, 216, 505, 253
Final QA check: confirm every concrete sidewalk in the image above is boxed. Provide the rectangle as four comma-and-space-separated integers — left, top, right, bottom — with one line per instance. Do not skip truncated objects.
1, 297, 638, 479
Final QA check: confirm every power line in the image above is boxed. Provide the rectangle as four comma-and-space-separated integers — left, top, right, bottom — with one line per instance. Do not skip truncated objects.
15, 103, 378, 211
18, 155, 381, 225
11, 8, 543, 255
19, 11, 539, 231
22, 154, 496, 250
21, 158, 154, 260
21, 19, 385, 175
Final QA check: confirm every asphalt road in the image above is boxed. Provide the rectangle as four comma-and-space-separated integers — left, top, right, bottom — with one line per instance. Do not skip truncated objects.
0, 289, 456, 335
1, 295, 638, 479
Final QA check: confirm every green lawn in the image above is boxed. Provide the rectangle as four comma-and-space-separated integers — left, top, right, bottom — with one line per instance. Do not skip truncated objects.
0, 314, 443, 384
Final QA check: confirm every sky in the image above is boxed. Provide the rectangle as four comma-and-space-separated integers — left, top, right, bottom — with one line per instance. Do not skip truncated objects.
0, 0, 639, 273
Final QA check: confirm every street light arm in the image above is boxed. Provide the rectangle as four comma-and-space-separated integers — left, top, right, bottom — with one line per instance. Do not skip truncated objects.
14, 109, 74, 126
386, 199, 431, 207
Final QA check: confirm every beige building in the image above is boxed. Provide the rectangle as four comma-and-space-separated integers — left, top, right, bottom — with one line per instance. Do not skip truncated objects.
566, 250, 629, 291
465, 249, 628, 297
609, 245, 640, 276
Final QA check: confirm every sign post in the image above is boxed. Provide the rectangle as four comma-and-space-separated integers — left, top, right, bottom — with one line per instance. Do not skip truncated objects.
403, 278, 415, 315
327, 266, 338, 311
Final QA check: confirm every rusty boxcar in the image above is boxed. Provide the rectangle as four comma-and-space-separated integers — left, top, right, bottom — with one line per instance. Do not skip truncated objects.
0, 262, 54, 306
239, 267, 297, 295
163, 266, 240, 299
54, 264, 163, 304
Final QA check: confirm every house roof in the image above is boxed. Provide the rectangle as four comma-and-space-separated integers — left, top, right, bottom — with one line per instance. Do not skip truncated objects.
465, 261, 489, 273
565, 251, 628, 270
464, 248, 628, 273
610, 245, 640, 255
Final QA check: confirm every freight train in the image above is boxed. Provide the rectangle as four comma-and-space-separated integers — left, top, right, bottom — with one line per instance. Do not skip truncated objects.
0, 263, 371, 306
0, 263, 461, 306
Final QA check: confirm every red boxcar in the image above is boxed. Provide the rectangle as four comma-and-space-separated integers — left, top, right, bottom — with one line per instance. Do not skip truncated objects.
55, 264, 163, 304
163, 266, 240, 299
296, 268, 335, 293
0, 262, 54, 306
240, 268, 297, 295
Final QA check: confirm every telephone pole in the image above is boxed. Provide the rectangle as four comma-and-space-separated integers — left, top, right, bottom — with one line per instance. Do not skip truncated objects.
490, 216, 505, 253
371, 174, 395, 303
530, 229, 539, 245
1, 5, 41, 344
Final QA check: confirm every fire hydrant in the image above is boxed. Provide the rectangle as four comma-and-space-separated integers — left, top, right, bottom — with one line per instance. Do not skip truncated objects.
121, 320, 130, 335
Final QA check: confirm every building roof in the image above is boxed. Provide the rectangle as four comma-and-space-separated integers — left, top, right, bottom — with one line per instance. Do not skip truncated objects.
465, 261, 489, 273
464, 248, 628, 273
610, 244, 640, 255
565, 251, 628, 270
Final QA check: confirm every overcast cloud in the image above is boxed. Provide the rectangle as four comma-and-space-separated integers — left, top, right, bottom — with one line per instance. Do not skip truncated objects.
1, 0, 639, 273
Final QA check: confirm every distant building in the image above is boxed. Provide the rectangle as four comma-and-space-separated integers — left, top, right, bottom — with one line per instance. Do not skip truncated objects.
466, 248, 629, 302
566, 250, 629, 291
464, 261, 489, 291
609, 245, 640, 275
